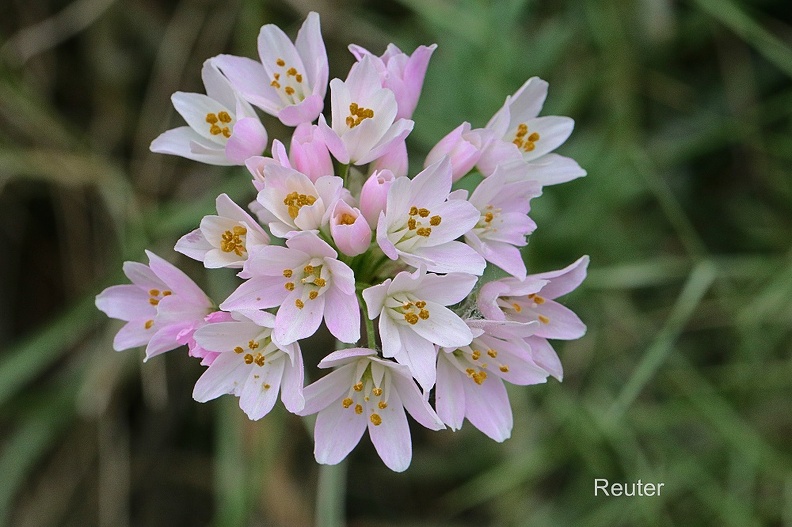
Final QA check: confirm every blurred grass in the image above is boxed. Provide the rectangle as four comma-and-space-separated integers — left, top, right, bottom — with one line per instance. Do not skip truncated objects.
1, 0, 791, 526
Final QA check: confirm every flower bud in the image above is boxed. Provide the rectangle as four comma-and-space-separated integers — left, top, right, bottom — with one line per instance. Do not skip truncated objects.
329, 200, 372, 257
290, 123, 334, 182
424, 122, 491, 182
359, 169, 395, 228
371, 139, 408, 178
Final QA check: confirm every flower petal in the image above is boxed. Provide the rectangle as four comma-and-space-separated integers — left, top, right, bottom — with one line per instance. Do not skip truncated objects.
368, 388, 412, 472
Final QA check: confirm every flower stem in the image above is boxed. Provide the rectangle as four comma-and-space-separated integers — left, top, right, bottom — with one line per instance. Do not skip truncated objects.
315, 460, 347, 527
365, 312, 377, 350
338, 163, 350, 183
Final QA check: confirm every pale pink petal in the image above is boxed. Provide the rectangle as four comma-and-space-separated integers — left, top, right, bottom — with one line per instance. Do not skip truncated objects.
314, 396, 368, 465
394, 328, 437, 391
389, 370, 445, 430
525, 336, 563, 381
175, 228, 213, 262
294, 12, 328, 93
274, 292, 325, 344
362, 282, 390, 319
520, 116, 574, 162
277, 95, 324, 126
145, 251, 210, 306
300, 364, 354, 415
220, 277, 289, 311
406, 242, 486, 275
113, 320, 155, 351
224, 117, 268, 164
280, 349, 305, 413
463, 375, 512, 442
416, 272, 477, 306
145, 323, 191, 360
409, 302, 473, 348
150, 126, 232, 166
531, 255, 589, 299
435, 354, 466, 430
239, 357, 285, 420
323, 284, 361, 344
378, 313, 402, 359
95, 285, 153, 321
534, 301, 586, 340
466, 236, 526, 279
507, 77, 548, 123
193, 353, 249, 402
368, 388, 411, 472
317, 348, 377, 369
213, 54, 281, 115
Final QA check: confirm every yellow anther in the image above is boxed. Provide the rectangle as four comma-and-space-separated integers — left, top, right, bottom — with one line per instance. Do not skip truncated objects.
283, 269, 293, 278
499, 365, 509, 373
416, 227, 432, 237
283, 191, 317, 219
487, 349, 498, 358
524, 142, 536, 151
303, 265, 314, 275
418, 309, 430, 320
418, 208, 430, 218
529, 294, 546, 305
430, 215, 441, 226
285, 86, 295, 96
484, 212, 494, 223
149, 298, 159, 306
538, 314, 550, 324
149, 289, 160, 297
210, 124, 222, 135
339, 213, 356, 225
370, 413, 382, 425
407, 218, 417, 230
465, 368, 476, 376
404, 313, 419, 325
205, 113, 218, 124
263, 384, 271, 389
285, 282, 295, 291
220, 228, 245, 256
372, 388, 383, 396
218, 111, 232, 123
295, 74, 303, 82
353, 382, 363, 392
162, 291, 172, 296
354, 404, 363, 414
309, 291, 318, 300
234, 346, 244, 354
409, 206, 419, 216
274, 73, 280, 80
342, 397, 353, 408
295, 299, 304, 309
378, 401, 388, 410
287, 67, 297, 76
414, 300, 426, 308
222, 127, 231, 138
276, 58, 285, 66
248, 340, 259, 350
346, 102, 374, 128
516, 123, 528, 137
254, 354, 265, 366
472, 371, 487, 385
271, 80, 281, 88
145, 320, 154, 329
512, 302, 522, 313
471, 350, 481, 360
244, 354, 254, 364
314, 277, 326, 287
528, 132, 540, 142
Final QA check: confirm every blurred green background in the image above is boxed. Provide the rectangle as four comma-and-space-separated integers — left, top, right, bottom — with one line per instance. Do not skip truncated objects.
1, 0, 791, 525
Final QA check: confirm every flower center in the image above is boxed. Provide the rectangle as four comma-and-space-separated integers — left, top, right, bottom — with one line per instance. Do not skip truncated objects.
452, 341, 511, 383
498, 294, 550, 324
475, 204, 500, 233
220, 225, 247, 256
282, 191, 317, 219
232, 335, 278, 370
512, 123, 540, 152
387, 294, 430, 326
270, 58, 307, 104
148, 288, 172, 306
346, 103, 374, 129
339, 213, 356, 225
340, 364, 389, 426
205, 111, 232, 138
283, 262, 328, 309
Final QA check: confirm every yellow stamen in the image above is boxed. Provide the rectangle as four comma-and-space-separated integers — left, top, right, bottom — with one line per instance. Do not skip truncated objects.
353, 382, 363, 392
370, 413, 382, 426
309, 291, 318, 300
283, 269, 293, 278
416, 227, 431, 237
372, 388, 382, 396
418, 208, 430, 218
339, 213, 356, 225
354, 404, 363, 414
244, 354, 254, 364
276, 58, 285, 66
205, 114, 218, 124
404, 313, 419, 325
538, 314, 550, 324
295, 299, 304, 309
144, 320, 154, 329
234, 346, 244, 354
499, 365, 510, 373
218, 111, 232, 123
471, 350, 481, 360
342, 397, 353, 408
254, 354, 265, 367
487, 349, 498, 358
314, 277, 326, 287
285, 282, 295, 291
378, 401, 387, 410
430, 215, 441, 226
418, 309, 430, 319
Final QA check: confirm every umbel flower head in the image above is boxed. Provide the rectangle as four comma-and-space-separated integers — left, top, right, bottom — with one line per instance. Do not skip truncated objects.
96, 11, 589, 473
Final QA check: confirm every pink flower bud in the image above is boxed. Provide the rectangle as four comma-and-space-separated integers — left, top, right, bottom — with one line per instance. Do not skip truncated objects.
359, 169, 395, 228
424, 122, 492, 182
290, 123, 334, 182
371, 139, 408, 178
329, 200, 372, 257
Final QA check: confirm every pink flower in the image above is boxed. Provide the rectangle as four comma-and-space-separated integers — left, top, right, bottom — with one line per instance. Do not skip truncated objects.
359, 169, 395, 228
362, 267, 476, 390
175, 193, 269, 268
458, 167, 541, 279
370, 138, 408, 178
255, 165, 344, 238
478, 256, 589, 380
213, 12, 328, 126
349, 43, 437, 120
328, 200, 372, 257
477, 77, 583, 182
192, 311, 304, 419
436, 319, 547, 441
221, 232, 359, 344
289, 123, 334, 182
299, 348, 444, 472
424, 122, 492, 182
95, 251, 213, 360
376, 158, 485, 275
150, 59, 268, 166
478, 256, 588, 340
319, 56, 414, 165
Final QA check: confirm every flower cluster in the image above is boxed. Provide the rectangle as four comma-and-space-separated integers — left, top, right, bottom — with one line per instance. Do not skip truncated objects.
96, 12, 588, 472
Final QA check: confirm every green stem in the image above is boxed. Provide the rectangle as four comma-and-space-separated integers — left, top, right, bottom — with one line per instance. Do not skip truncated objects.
338, 163, 350, 184
315, 460, 347, 527
365, 312, 377, 350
